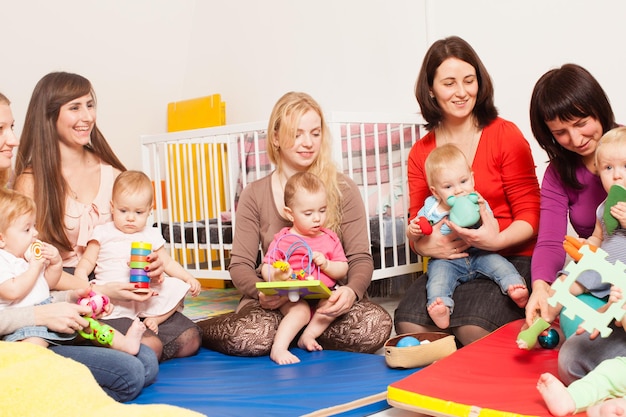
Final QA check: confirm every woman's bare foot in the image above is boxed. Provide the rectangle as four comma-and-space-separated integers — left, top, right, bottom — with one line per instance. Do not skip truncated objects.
588, 398, 626, 417
536, 372, 575, 416
112, 318, 146, 356
508, 284, 530, 308
270, 346, 300, 365
427, 298, 450, 329
297, 331, 323, 352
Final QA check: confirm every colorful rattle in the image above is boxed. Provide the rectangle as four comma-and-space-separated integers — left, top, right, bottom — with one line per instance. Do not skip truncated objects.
24, 240, 43, 261
77, 290, 110, 317
267, 234, 319, 302
79, 317, 114, 347
130, 241, 151, 293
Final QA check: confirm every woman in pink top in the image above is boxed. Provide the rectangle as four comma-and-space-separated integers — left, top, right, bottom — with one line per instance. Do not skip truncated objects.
14, 72, 200, 362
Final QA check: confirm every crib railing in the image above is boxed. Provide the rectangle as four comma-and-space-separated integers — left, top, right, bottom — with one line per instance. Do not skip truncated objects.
141, 112, 426, 281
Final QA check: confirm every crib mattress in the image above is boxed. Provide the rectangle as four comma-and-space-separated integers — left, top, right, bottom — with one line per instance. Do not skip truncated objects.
387, 319, 587, 417
130, 347, 416, 416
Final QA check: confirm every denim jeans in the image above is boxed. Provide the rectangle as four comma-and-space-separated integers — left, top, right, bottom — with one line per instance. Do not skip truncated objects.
426, 247, 525, 310
50, 344, 158, 402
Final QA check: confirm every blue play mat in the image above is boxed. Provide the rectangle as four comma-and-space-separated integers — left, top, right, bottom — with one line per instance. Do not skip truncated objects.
130, 347, 417, 416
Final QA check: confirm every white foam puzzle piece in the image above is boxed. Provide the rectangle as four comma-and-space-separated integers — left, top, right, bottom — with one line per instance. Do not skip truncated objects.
548, 245, 626, 337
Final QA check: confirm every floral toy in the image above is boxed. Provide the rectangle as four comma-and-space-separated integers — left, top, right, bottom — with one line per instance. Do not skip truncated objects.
77, 291, 110, 317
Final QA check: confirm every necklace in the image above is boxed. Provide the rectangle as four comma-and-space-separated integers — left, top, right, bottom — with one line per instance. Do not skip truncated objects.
68, 185, 79, 200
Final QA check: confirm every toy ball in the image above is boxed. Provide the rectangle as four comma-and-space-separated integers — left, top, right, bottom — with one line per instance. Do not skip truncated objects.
396, 336, 421, 348
538, 328, 560, 349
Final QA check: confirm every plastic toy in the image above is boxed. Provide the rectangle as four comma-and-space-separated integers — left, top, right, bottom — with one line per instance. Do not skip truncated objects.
24, 240, 43, 261
563, 235, 597, 262
603, 184, 626, 235
79, 317, 114, 346
447, 193, 480, 228
415, 216, 433, 235
396, 336, 421, 347
77, 291, 110, 316
129, 241, 151, 293
256, 234, 330, 302
548, 237, 626, 338
516, 317, 550, 350
537, 328, 560, 349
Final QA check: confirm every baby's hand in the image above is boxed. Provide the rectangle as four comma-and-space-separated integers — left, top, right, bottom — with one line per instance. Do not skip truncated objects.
143, 318, 159, 334
40, 242, 62, 268
407, 216, 432, 238
312, 252, 328, 269
610, 201, 626, 229
187, 277, 201, 296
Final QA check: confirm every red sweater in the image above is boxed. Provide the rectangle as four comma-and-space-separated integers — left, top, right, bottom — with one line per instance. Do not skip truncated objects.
407, 117, 540, 257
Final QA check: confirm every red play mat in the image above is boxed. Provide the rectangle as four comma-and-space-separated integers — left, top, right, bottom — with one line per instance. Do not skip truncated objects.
388, 319, 587, 417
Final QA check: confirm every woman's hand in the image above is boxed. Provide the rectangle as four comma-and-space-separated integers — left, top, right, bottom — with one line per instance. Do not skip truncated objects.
412, 220, 470, 259
33, 301, 92, 334
316, 286, 357, 317
448, 201, 502, 251
258, 291, 288, 310
92, 281, 156, 303
525, 280, 560, 327
146, 251, 165, 284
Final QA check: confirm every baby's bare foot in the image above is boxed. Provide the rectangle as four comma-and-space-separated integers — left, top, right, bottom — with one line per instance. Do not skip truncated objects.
297, 332, 323, 352
536, 372, 575, 417
270, 347, 300, 365
112, 318, 146, 356
143, 318, 159, 334
427, 298, 450, 329
508, 284, 529, 308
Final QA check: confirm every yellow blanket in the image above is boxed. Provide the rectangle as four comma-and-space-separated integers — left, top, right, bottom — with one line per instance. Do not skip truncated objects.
0, 341, 205, 417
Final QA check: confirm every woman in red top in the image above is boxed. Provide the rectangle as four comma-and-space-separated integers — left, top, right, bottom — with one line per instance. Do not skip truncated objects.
394, 36, 540, 345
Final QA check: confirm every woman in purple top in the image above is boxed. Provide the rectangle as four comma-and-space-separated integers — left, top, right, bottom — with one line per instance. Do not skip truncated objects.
527, 64, 617, 325
527, 64, 623, 386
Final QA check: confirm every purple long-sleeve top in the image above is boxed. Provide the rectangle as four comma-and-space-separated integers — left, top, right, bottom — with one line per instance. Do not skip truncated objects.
531, 163, 606, 284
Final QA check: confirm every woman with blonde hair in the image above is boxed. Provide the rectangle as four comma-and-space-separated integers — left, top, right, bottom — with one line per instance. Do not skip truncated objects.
201, 91, 392, 356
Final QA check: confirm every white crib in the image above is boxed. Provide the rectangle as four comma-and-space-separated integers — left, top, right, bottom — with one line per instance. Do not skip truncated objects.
141, 111, 426, 282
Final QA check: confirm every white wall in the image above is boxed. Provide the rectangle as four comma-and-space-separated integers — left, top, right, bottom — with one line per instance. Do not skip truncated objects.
3, 0, 626, 180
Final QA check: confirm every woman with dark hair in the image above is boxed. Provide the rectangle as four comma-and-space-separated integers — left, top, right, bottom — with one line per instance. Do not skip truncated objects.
0, 89, 156, 402
526, 64, 626, 392
14, 72, 200, 362
395, 36, 540, 346
526, 63, 617, 326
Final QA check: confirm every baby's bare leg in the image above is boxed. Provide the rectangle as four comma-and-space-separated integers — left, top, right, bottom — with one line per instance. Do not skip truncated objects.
111, 318, 146, 356
271, 301, 310, 365
588, 398, 626, 417
536, 372, 576, 417
298, 302, 334, 352
508, 284, 530, 308
427, 298, 450, 329
22, 337, 49, 348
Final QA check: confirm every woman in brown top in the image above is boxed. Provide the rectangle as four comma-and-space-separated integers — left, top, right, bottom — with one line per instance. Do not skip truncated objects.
200, 91, 392, 355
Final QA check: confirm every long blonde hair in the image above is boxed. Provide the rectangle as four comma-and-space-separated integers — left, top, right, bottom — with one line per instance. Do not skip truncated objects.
267, 92, 343, 234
